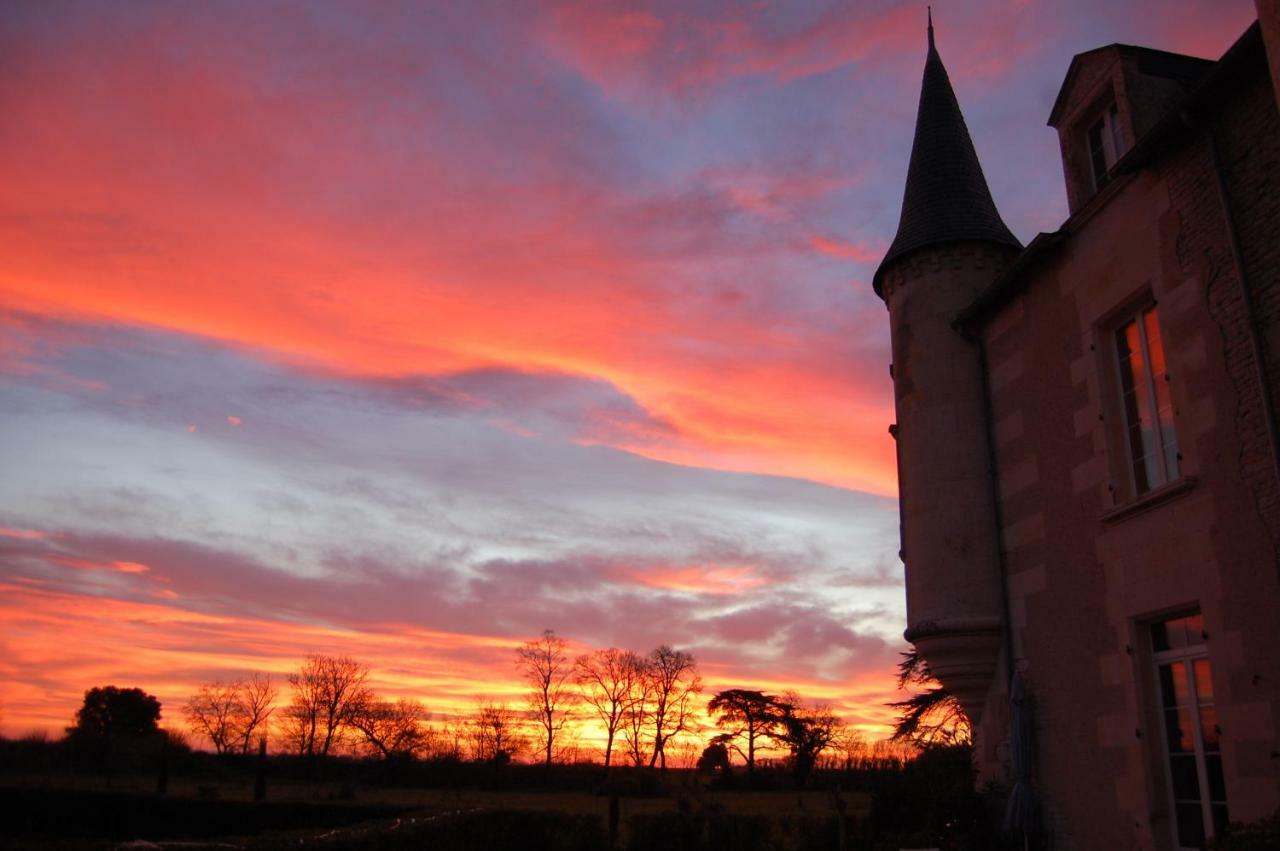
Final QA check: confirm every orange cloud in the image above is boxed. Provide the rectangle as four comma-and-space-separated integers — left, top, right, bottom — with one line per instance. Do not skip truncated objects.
627, 564, 771, 595
44, 554, 149, 575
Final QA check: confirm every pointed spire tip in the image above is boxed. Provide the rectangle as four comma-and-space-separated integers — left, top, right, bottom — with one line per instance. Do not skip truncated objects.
927, 6, 935, 51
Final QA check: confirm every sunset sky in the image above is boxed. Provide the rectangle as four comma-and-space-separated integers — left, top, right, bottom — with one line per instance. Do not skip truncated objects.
0, 1, 1258, 748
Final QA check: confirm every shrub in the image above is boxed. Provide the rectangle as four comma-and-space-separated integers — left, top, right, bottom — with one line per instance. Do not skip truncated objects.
1210, 810, 1280, 851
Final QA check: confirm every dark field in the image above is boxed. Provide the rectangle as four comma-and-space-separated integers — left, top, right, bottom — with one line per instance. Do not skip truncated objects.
0, 741, 1002, 850
1, 779, 877, 851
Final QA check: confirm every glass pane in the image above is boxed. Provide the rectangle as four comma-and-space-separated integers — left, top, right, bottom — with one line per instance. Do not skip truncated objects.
1144, 311, 1180, 481
1194, 658, 1213, 703
1089, 119, 1110, 188
1170, 754, 1201, 800
1158, 663, 1175, 706
1118, 321, 1158, 493
1110, 105, 1127, 159
1144, 309, 1166, 374
1206, 754, 1226, 802
1176, 801, 1206, 847
1183, 614, 1205, 645
1199, 707, 1220, 750
1155, 614, 1203, 650
1165, 707, 1195, 753
1159, 662, 1190, 708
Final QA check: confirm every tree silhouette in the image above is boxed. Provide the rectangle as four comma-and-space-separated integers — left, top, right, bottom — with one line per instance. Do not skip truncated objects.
574, 647, 643, 769
516, 629, 576, 766
466, 701, 527, 764
697, 740, 731, 774
68, 686, 161, 742
645, 645, 701, 770
348, 697, 433, 759
283, 655, 371, 757
184, 675, 277, 755
707, 688, 779, 774
621, 661, 656, 767
232, 674, 277, 753
887, 649, 971, 747
184, 682, 239, 754
769, 692, 841, 787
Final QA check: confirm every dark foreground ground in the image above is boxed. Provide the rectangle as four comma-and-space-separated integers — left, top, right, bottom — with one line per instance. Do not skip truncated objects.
0, 778, 1016, 851
2, 782, 882, 851
0, 741, 1010, 850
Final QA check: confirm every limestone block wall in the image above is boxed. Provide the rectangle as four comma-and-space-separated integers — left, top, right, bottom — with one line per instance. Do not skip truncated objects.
976, 61, 1280, 850
881, 241, 1017, 723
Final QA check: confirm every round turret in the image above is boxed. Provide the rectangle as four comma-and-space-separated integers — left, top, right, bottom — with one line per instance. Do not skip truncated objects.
876, 15, 1022, 723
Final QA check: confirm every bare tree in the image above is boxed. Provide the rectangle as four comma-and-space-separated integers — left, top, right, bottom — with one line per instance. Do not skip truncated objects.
829, 725, 866, 771
438, 715, 469, 761
467, 701, 527, 764
348, 697, 432, 759
574, 647, 643, 768
515, 629, 576, 765
645, 645, 701, 770
184, 675, 277, 755
233, 674, 276, 753
184, 682, 240, 754
285, 655, 371, 757
621, 662, 655, 767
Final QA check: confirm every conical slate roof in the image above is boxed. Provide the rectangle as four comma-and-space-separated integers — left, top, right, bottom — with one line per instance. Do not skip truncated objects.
873, 17, 1021, 297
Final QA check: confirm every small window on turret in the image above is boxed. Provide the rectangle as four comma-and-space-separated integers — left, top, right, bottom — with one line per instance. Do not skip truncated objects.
1087, 103, 1127, 191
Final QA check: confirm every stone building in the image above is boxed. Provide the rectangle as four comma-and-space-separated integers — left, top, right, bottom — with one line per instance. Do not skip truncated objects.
875, 7, 1280, 849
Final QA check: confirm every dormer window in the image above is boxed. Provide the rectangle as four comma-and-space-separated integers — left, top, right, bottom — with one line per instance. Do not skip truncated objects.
1087, 102, 1126, 191
1050, 46, 1209, 215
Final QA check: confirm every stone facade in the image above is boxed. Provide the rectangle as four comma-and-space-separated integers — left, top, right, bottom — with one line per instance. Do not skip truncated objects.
878, 15, 1280, 850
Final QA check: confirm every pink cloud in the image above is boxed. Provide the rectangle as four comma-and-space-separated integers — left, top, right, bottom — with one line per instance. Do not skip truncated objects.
808, 234, 883, 264
538, 2, 922, 95
0, 527, 55, 541
0, 3, 971, 496
624, 563, 772, 596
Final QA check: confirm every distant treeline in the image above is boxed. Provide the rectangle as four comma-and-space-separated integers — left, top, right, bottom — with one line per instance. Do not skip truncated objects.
15, 629, 926, 783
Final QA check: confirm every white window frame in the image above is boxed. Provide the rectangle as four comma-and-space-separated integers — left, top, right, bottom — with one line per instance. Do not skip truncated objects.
1087, 102, 1126, 191
1111, 303, 1179, 496
1150, 615, 1228, 849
